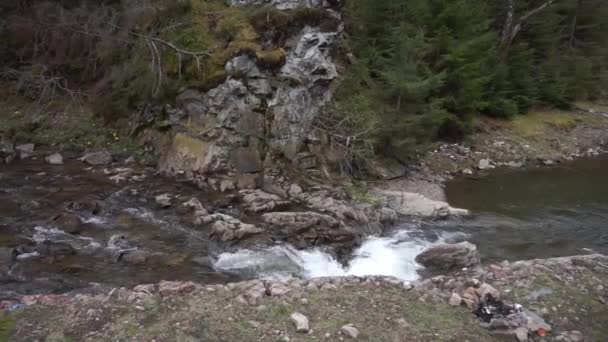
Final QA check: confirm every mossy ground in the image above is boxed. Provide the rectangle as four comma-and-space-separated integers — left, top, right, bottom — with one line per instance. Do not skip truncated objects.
10, 286, 496, 342
0, 97, 148, 160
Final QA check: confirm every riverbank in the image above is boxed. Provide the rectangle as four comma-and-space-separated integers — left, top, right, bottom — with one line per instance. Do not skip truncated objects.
6, 253, 607, 341
376, 103, 608, 201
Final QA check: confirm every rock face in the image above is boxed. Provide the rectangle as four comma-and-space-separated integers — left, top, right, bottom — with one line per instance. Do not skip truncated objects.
157, 2, 342, 188
415, 242, 480, 271
378, 190, 469, 219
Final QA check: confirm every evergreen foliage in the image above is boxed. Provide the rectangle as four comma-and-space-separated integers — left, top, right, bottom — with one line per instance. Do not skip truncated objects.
338, 0, 608, 159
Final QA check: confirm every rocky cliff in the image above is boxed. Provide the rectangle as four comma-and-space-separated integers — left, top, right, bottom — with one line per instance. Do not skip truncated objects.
151, 0, 343, 192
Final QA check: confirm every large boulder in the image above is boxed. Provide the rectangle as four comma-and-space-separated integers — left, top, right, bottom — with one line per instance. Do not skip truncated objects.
415, 241, 481, 271
378, 190, 468, 219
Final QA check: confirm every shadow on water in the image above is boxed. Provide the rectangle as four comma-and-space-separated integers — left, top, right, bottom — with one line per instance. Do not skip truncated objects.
436, 155, 608, 262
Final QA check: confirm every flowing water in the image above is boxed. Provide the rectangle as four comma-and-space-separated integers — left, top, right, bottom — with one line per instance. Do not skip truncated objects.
2, 155, 607, 295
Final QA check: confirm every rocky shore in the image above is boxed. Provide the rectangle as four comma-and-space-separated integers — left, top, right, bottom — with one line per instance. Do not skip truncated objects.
6, 251, 607, 341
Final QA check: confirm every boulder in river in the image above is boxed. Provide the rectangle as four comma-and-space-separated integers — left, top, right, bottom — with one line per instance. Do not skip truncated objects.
415, 241, 480, 271
45, 153, 64, 165
81, 151, 112, 166
16, 143, 35, 159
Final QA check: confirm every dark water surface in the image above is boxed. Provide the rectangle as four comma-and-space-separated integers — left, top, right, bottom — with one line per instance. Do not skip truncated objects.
441, 156, 608, 262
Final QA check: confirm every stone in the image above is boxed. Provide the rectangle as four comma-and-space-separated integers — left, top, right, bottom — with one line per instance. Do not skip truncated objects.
158, 281, 197, 296
81, 151, 112, 165
524, 309, 551, 333
35, 240, 76, 256
16, 143, 34, 159
45, 153, 64, 165
0, 137, 15, 163
461, 287, 480, 311
475, 283, 501, 303
229, 0, 330, 10
121, 250, 149, 265
514, 327, 529, 342
341, 324, 359, 339
290, 312, 309, 333
0, 248, 14, 272
107, 234, 133, 249
225, 55, 262, 78
241, 190, 291, 213
236, 173, 260, 190
448, 292, 462, 306
378, 190, 469, 219
415, 242, 481, 271
208, 214, 264, 242
155, 194, 172, 208
478, 158, 492, 170
369, 158, 407, 180
52, 213, 83, 234
231, 147, 263, 173
555, 330, 584, 342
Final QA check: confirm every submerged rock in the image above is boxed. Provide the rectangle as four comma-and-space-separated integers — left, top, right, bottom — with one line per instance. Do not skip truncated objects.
415, 242, 480, 271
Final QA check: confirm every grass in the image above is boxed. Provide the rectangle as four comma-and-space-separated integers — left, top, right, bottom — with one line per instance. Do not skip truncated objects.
509, 110, 580, 138
11, 285, 496, 342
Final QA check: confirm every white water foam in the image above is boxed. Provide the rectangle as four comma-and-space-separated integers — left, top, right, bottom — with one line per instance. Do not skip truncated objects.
213, 230, 443, 281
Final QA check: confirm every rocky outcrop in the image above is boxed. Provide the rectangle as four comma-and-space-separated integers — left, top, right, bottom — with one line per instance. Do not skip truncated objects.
378, 190, 469, 219
262, 211, 359, 249
415, 242, 481, 271
157, 2, 342, 189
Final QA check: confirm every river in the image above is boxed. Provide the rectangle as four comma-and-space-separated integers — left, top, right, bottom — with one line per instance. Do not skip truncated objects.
1, 155, 607, 295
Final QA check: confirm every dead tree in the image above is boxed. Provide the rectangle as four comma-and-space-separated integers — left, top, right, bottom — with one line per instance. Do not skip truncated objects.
500, 0, 560, 60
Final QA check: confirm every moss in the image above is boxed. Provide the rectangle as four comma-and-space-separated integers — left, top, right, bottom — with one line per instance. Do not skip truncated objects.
255, 48, 286, 68
0, 313, 15, 341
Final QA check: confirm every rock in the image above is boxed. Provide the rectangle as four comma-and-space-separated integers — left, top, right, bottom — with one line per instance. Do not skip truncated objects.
35, 240, 76, 256
81, 151, 112, 166
478, 158, 492, 170
524, 308, 551, 333
415, 242, 481, 271
45, 153, 64, 165
378, 190, 468, 219
210, 218, 264, 242
158, 280, 197, 296
16, 143, 35, 159
462, 168, 474, 175
231, 147, 263, 173
181, 198, 206, 213
369, 158, 407, 180
514, 327, 529, 342
0, 247, 14, 272
241, 190, 291, 213
121, 250, 149, 265
341, 324, 359, 339
107, 234, 133, 249
448, 292, 462, 306
52, 213, 83, 234
475, 283, 501, 303
0, 136, 15, 163
290, 312, 309, 333
225, 55, 262, 78
555, 330, 584, 342
461, 287, 480, 311
155, 194, 172, 208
